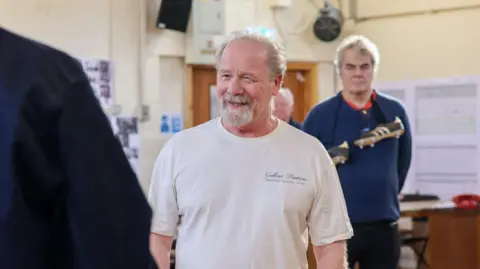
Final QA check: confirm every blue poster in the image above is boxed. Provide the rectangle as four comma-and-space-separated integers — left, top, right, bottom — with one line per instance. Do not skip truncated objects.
171, 114, 182, 133
160, 114, 170, 133
160, 113, 183, 134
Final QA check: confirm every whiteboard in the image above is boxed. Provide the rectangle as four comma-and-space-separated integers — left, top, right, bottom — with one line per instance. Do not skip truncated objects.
413, 76, 480, 200
415, 83, 477, 136
376, 76, 480, 200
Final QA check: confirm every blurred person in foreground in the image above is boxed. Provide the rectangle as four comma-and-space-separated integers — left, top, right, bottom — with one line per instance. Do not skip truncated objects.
303, 35, 412, 269
272, 87, 302, 129
0, 27, 155, 269
148, 30, 353, 269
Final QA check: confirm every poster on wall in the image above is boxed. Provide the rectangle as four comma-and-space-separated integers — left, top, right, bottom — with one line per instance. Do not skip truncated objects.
160, 113, 183, 134
80, 58, 114, 108
110, 116, 140, 175
209, 85, 221, 119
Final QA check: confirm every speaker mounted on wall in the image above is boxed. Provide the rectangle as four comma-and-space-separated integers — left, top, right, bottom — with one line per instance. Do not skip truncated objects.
313, 1, 343, 42
156, 0, 193, 33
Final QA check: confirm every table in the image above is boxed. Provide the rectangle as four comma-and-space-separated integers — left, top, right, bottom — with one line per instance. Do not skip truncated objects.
400, 200, 443, 217
308, 201, 480, 269
400, 201, 480, 269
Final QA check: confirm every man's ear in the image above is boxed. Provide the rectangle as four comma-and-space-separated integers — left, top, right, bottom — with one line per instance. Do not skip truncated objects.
271, 75, 283, 96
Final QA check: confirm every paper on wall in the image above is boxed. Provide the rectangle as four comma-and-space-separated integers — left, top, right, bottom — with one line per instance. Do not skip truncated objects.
110, 116, 140, 176
80, 58, 114, 108
209, 85, 221, 120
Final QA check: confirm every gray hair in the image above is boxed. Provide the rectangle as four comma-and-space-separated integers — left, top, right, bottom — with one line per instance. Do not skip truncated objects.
214, 30, 287, 81
277, 88, 294, 105
334, 35, 380, 73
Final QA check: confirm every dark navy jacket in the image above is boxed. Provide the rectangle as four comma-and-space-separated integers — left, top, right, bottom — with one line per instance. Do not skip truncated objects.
288, 118, 302, 129
303, 91, 412, 224
0, 28, 155, 269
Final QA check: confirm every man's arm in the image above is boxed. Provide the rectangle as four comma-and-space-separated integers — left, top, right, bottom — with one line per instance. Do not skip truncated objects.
150, 234, 174, 269
314, 241, 348, 269
147, 140, 180, 269
397, 109, 412, 192
57, 77, 154, 267
307, 141, 353, 269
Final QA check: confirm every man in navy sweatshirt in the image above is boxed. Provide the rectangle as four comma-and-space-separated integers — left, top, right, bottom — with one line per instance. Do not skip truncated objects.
303, 35, 412, 269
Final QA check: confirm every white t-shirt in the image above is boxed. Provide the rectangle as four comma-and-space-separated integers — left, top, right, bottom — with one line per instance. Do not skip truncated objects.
148, 117, 353, 269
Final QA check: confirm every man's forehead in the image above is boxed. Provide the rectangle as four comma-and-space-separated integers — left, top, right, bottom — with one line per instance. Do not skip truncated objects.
221, 41, 268, 62
226, 40, 268, 51
343, 48, 372, 64
343, 58, 372, 66
344, 60, 371, 66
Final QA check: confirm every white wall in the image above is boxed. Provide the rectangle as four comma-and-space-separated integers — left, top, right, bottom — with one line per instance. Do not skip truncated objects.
0, 0, 338, 192
1, 0, 478, 194
354, 0, 480, 83
1, 0, 153, 191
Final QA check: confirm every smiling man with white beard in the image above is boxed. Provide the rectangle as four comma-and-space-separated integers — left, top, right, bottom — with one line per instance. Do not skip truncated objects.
148, 30, 353, 269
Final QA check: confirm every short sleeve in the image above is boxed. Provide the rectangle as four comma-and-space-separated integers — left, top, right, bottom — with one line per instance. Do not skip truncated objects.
307, 143, 353, 246
148, 142, 179, 236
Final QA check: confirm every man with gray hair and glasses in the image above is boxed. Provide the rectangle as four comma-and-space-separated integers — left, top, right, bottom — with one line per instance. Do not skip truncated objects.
148, 30, 353, 269
303, 35, 412, 269
273, 87, 302, 129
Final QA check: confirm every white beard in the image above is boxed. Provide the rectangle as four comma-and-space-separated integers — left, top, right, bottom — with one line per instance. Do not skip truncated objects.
220, 101, 254, 127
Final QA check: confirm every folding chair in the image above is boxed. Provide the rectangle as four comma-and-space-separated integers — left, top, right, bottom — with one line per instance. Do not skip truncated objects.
399, 194, 439, 269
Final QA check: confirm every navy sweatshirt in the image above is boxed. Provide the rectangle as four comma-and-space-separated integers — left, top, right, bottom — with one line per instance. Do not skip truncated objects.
0, 28, 155, 269
303, 91, 412, 224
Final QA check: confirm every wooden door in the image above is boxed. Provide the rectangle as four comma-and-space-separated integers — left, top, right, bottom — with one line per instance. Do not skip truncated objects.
191, 67, 217, 127
283, 70, 307, 123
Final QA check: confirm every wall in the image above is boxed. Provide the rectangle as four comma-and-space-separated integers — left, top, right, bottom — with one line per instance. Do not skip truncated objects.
145, 0, 344, 191
354, 0, 480, 83
2, 0, 478, 194
0, 0, 342, 192
0, 0, 155, 191
351, 0, 480, 198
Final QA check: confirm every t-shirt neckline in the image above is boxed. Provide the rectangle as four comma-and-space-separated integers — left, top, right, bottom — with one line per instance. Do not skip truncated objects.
216, 116, 286, 144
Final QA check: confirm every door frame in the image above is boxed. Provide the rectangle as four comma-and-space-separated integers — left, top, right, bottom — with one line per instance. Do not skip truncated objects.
184, 62, 319, 128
